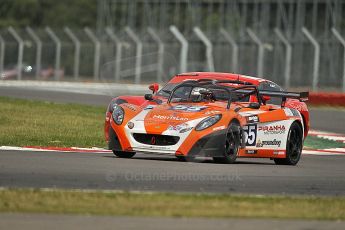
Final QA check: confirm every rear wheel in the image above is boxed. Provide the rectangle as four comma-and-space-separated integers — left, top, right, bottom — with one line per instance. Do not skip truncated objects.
213, 121, 240, 164
274, 122, 303, 165
109, 127, 136, 158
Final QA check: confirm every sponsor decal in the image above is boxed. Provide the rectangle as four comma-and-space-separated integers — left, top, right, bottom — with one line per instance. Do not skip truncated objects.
287, 101, 307, 111
291, 108, 300, 117
153, 115, 189, 121
273, 151, 285, 155
246, 150, 257, 154
243, 125, 257, 146
205, 110, 221, 115
142, 145, 169, 150
284, 108, 300, 117
122, 104, 136, 111
256, 139, 282, 147
259, 125, 286, 135
212, 125, 226, 131
144, 105, 154, 110
284, 108, 294, 117
168, 123, 188, 131
246, 115, 259, 123
168, 123, 193, 133
170, 105, 207, 112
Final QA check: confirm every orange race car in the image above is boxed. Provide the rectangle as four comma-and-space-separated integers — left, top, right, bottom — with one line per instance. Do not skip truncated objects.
105, 72, 309, 165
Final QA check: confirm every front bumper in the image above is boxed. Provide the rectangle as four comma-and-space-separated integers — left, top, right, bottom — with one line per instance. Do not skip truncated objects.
109, 121, 227, 157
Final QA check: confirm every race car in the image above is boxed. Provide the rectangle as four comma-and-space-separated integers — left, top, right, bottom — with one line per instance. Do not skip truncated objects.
104, 72, 309, 165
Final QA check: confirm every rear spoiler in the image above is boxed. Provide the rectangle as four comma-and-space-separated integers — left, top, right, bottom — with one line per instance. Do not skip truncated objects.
259, 90, 309, 102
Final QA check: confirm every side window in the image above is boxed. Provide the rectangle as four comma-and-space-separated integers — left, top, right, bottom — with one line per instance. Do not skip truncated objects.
258, 82, 283, 105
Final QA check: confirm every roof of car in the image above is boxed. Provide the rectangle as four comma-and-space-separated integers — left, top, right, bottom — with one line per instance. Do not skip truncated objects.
169, 72, 266, 85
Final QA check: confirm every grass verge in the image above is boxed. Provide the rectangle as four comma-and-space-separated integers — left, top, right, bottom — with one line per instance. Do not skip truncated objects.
1, 188, 345, 220
304, 135, 345, 149
0, 96, 105, 148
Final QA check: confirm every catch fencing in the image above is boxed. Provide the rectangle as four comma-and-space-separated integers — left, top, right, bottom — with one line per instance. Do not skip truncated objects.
0, 0, 345, 91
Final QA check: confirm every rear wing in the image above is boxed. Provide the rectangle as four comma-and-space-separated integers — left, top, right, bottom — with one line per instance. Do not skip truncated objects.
259, 90, 309, 102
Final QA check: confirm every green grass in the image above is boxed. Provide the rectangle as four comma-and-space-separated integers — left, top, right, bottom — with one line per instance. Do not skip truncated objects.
0, 188, 344, 220
0, 96, 106, 148
304, 135, 345, 149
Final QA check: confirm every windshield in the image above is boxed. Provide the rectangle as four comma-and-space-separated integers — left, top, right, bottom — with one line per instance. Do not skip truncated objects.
159, 84, 251, 103
156, 83, 177, 97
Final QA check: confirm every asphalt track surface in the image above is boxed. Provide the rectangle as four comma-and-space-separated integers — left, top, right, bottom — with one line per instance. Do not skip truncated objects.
1, 150, 345, 195
1, 213, 344, 230
0, 85, 345, 196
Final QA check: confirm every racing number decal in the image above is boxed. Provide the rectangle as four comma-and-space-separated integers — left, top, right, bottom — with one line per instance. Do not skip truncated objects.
243, 125, 257, 146
170, 105, 207, 112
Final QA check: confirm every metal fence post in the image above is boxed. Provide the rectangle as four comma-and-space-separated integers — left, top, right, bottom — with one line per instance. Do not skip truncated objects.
169, 25, 188, 73
84, 27, 101, 81
45, 27, 61, 81
193, 27, 214, 72
147, 27, 164, 83
247, 28, 264, 77
302, 27, 320, 91
124, 26, 142, 84
220, 28, 238, 73
64, 27, 80, 80
8, 27, 24, 80
0, 34, 5, 78
105, 27, 122, 82
274, 28, 292, 89
26, 27, 42, 79
331, 28, 345, 92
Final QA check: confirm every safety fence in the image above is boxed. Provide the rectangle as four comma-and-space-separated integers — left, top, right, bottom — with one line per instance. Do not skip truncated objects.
0, 25, 345, 92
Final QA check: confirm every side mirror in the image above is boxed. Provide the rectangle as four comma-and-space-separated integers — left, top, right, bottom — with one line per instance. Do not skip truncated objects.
261, 95, 271, 104
144, 94, 153, 101
248, 102, 260, 109
149, 83, 159, 94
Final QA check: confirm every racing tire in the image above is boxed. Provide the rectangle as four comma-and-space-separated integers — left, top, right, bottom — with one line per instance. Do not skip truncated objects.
213, 121, 240, 164
274, 122, 303, 166
113, 150, 136, 158
176, 155, 195, 162
109, 127, 136, 158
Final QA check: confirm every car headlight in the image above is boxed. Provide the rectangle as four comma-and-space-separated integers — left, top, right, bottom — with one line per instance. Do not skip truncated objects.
195, 114, 222, 131
112, 105, 125, 125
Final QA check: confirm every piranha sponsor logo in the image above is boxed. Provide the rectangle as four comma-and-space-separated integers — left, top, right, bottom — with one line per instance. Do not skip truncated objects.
258, 125, 286, 135
246, 115, 259, 123
256, 139, 282, 147
153, 115, 189, 121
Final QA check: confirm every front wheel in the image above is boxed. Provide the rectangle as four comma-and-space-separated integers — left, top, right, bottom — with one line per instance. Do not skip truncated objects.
213, 121, 240, 164
113, 151, 136, 158
176, 155, 195, 162
274, 122, 303, 165
109, 127, 136, 158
